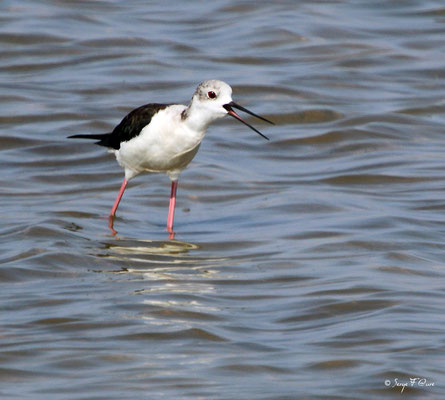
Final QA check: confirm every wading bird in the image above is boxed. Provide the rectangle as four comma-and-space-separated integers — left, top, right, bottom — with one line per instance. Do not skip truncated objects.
68, 80, 273, 235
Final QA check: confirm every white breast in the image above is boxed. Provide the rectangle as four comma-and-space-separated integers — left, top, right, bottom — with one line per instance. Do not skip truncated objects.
115, 105, 207, 180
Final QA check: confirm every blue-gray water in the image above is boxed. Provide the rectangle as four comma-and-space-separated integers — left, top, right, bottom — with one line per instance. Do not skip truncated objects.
1, 1, 445, 399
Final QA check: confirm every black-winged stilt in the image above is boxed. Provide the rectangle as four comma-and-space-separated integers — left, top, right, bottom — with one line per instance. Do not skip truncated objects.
68, 80, 273, 235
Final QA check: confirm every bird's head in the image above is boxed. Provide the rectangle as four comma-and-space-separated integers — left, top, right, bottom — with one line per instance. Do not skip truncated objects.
189, 80, 273, 139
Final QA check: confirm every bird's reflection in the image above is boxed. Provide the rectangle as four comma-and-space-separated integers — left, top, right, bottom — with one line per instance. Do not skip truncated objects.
95, 233, 229, 278
92, 234, 226, 337
104, 237, 199, 257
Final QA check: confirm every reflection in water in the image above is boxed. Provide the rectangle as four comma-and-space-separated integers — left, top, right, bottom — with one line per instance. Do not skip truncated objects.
97, 237, 223, 329
96, 237, 227, 272
102, 237, 199, 258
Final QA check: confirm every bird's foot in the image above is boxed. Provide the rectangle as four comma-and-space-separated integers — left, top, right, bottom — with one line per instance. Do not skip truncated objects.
108, 215, 118, 236
167, 225, 175, 240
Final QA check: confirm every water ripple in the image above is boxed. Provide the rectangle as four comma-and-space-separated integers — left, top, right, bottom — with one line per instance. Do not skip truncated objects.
1, 1, 445, 399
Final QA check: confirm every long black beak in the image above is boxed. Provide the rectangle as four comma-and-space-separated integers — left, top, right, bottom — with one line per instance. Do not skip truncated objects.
223, 101, 274, 140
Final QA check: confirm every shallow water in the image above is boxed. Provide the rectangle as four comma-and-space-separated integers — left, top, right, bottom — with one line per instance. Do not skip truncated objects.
1, 1, 445, 398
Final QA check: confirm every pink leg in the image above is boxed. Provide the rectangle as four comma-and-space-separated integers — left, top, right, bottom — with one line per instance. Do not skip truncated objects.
110, 178, 128, 217
167, 180, 178, 233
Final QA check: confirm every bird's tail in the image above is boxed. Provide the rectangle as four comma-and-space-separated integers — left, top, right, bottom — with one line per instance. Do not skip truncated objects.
68, 133, 108, 140
67, 133, 111, 148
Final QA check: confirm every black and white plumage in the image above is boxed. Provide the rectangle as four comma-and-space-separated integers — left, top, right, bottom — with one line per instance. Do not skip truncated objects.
68, 80, 274, 235
72, 103, 170, 150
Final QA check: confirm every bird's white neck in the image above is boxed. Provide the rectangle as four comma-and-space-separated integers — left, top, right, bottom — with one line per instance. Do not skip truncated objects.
182, 98, 224, 133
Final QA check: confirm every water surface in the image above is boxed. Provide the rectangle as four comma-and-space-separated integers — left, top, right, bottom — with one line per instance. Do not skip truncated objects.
1, 1, 445, 398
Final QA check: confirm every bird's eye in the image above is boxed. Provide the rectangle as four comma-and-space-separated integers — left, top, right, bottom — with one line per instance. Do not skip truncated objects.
207, 91, 216, 99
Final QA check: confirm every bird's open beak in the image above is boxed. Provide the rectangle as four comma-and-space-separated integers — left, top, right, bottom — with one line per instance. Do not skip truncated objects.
223, 101, 274, 140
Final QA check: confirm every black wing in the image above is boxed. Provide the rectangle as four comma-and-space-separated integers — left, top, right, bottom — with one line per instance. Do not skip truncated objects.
68, 103, 170, 150
104, 103, 170, 149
